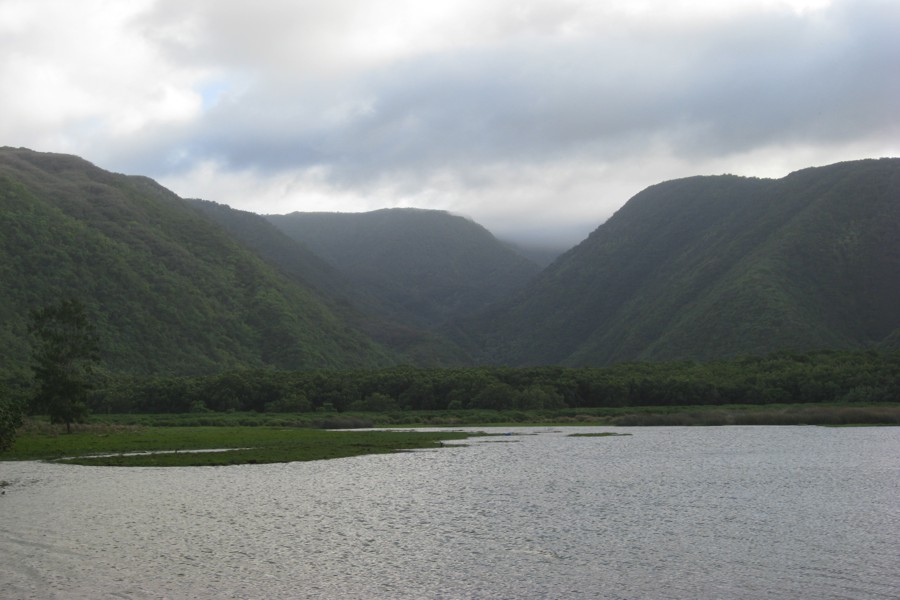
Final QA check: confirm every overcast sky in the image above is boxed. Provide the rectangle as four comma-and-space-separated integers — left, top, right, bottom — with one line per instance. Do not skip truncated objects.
3, 0, 898, 246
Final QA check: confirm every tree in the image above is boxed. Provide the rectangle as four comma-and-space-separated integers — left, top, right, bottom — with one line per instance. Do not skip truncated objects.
28, 298, 100, 433
0, 371, 28, 451
470, 382, 520, 410
0, 393, 24, 451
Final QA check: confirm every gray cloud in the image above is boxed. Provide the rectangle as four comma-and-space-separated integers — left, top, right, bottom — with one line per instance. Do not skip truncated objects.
131, 0, 898, 179
4, 0, 899, 246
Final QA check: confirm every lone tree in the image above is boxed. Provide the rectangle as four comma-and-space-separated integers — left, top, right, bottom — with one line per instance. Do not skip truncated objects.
28, 298, 100, 433
0, 389, 24, 451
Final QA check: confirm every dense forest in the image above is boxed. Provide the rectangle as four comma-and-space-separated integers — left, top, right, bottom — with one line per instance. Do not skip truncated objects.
0, 148, 400, 376
267, 208, 540, 329
77, 350, 900, 415
186, 200, 475, 365
4, 148, 900, 376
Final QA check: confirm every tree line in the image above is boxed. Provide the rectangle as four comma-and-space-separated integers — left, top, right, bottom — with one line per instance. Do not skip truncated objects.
2, 298, 898, 451
86, 350, 899, 416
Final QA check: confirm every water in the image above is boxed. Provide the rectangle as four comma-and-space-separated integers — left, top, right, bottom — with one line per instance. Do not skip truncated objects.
1, 426, 898, 599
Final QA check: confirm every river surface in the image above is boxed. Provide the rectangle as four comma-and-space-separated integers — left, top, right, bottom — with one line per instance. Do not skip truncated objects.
1, 426, 898, 599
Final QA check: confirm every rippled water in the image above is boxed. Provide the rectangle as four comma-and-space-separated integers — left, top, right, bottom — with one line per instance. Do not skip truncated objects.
1, 426, 898, 599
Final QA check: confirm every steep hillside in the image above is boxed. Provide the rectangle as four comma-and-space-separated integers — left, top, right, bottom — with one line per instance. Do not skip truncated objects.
267, 208, 540, 328
188, 200, 472, 366
186, 199, 352, 304
7, 148, 894, 374
462, 158, 900, 366
0, 148, 396, 375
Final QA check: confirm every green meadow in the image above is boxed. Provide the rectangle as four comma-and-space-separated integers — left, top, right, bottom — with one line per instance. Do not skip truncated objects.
3, 425, 474, 467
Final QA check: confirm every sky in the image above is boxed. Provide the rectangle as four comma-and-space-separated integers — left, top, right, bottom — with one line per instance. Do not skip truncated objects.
2, 0, 898, 247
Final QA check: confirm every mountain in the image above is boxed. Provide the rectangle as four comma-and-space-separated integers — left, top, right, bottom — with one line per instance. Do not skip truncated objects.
186, 199, 352, 301
187, 200, 472, 366
5, 147, 896, 375
460, 158, 900, 366
499, 240, 568, 268
266, 208, 541, 329
0, 147, 397, 375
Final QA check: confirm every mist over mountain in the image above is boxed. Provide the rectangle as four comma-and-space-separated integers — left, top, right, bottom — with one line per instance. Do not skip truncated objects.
498, 240, 568, 268
458, 158, 900, 366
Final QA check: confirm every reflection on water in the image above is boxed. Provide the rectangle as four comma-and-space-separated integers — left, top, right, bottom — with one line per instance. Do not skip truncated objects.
1, 427, 898, 599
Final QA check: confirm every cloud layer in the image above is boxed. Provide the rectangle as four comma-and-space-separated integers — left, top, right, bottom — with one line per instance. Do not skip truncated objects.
3, 0, 898, 246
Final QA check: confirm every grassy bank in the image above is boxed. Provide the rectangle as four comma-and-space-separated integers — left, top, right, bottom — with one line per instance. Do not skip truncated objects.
78, 402, 900, 428
605, 403, 900, 426
4, 402, 896, 467
2, 426, 474, 467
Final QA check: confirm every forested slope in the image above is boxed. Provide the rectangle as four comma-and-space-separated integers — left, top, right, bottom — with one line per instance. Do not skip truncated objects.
5, 148, 896, 376
188, 200, 472, 366
0, 148, 396, 375
267, 208, 540, 329
187, 199, 351, 301
462, 158, 900, 366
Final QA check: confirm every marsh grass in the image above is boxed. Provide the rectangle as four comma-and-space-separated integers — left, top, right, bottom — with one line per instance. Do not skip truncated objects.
7, 403, 896, 466
85, 410, 550, 428
608, 404, 900, 426
28, 402, 900, 431
3, 427, 474, 466
17, 418, 144, 436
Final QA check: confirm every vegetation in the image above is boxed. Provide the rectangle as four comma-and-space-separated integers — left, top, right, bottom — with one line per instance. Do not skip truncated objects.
2, 425, 474, 466
1, 147, 898, 450
77, 350, 899, 417
2, 149, 899, 376
0, 148, 396, 376
267, 208, 540, 329
4, 400, 895, 467
462, 158, 900, 366
0, 369, 29, 450
605, 404, 900, 426
27, 298, 100, 432
188, 200, 472, 366
4, 347, 897, 466
0, 394, 24, 451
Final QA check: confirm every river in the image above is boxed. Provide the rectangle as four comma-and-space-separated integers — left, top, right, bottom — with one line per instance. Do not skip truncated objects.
1, 426, 898, 599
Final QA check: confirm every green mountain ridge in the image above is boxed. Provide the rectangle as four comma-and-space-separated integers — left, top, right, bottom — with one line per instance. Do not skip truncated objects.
187, 200, 472, 366
266, 208, 541, 329
0, 147, 396, 375
460, 158, 900, 365
3, 147, 897, 376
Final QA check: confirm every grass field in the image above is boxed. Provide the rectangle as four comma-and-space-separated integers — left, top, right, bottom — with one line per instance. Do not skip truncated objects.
2, 426, 475, 467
